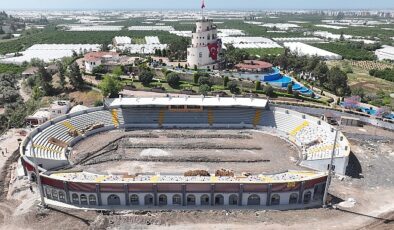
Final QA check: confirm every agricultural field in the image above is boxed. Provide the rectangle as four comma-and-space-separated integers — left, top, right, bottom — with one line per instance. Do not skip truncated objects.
311, 42, 377, 60
0, 26, 182, 55
348, 60, 394, 71
327, 60, 394, 109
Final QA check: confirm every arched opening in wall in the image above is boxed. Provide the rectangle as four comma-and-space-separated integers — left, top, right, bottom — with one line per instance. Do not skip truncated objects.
52, 190, 58, 200
159, 194, 168, 206
247, 194, 260, 205
30, 173, 37, 182
89, 195, 97, 205
271, 194, 280, 205
58, 191, 65, 202
200, 194, 210, 205
229, 194, 238, 205
108, 194, 121, 205
215, 194, 224, 205
172, 194, 181, 205
45, 187, 52, 199
130, 194, 139, 205
303, 191, 312, 204
187, 194, 196, 205
80, 194, 88, 205
313, 183, 326, 201
72, 193, 79, 205
289, 193, 298, 204
144, 194, 154, 206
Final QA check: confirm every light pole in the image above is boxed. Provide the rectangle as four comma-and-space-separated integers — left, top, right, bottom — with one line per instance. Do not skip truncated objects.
31, 143, 47, 207
322, 128, 339, 208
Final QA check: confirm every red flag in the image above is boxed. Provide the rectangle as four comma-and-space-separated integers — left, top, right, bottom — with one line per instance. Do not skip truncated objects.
201, 0, 206, 9
208, 42, 218, 60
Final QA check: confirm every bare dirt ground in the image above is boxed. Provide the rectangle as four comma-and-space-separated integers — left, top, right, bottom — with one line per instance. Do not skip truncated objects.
72, 129, 301, 174
0, 126, 393, 229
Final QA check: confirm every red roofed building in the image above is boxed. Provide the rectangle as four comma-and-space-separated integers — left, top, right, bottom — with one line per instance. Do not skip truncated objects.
83, 52, 120, 73
235, 60, 273, 73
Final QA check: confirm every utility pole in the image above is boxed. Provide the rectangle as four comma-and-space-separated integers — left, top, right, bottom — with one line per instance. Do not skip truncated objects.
322, 128, 339, 208
31, 144, 47, 207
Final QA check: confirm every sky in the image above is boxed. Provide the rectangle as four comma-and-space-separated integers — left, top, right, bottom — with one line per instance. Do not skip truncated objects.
2, 0, 394, 10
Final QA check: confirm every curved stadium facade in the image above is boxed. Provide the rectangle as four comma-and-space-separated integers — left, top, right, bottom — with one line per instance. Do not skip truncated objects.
20, 97, 350, 208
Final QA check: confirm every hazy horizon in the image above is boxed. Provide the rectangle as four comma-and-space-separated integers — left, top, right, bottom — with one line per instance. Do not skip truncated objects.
2, 0, 394, 10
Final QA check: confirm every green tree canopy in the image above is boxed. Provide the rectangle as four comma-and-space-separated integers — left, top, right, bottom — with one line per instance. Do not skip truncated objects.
166, 72, 181, 89
139, 70, 154, 87
99, 74, 123, 98
68, 62, 84, 90
199, 84, 211, 96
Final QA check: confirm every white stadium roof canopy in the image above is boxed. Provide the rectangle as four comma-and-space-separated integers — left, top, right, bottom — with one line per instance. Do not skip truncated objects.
108, 97, 268, 108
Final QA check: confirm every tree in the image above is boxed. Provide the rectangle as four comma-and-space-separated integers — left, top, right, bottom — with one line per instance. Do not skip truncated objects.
339, 31, 345, 41
351, 87, 365, 100
199, 84, 211, 95
139, 70, 154, 86
101, 42, 109, 51
92, 65, 105, 75
223, 76, 229, 87
68, 62, 84, 90
198, 76, 212, 86
30, 58, 45, 67
166, 72, 181, 89
32, 85, 43, 100
313, 62, 329, 86
326, 67, 351, 96
293, 91, 300, 99
287, 82, 293, 94
38, 65, 53, 95
112, 66, 123, 76
264, 85, 275, 97
56, 61, 66, 89
228, 81, 240, 94
99, 74, 123, 98
193, 73, 200, 84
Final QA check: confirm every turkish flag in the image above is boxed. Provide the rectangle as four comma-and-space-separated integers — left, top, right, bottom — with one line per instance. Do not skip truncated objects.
208, 42, 218, 60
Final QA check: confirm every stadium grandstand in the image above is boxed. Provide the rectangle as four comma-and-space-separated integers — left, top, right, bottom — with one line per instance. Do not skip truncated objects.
20, 96, 350, 209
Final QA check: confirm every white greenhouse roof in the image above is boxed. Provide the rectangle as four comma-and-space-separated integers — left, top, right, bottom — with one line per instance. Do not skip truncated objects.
113, 36, 132, 44
128, 26, 175, 31
0, 44, 101, 65
283, 42, 342, 60
65, 25, 123, 31
145, 36, 161, 45
108, 97, 268, 108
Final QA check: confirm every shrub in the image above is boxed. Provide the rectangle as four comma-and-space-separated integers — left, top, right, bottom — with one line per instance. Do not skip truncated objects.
199, 84, 211, 95
228, 81, 240, 94
223, 76, 229, 87
139, 70, 154, 86
166, 72, 181, 88
264, 85, 275, 97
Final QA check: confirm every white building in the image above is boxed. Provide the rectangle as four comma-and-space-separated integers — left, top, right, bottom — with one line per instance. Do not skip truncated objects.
83, 52, 120, 74
187, 18, 221, 70
25, 100, 71, 126
375, 45, 394, 61
284, 42, 342, 60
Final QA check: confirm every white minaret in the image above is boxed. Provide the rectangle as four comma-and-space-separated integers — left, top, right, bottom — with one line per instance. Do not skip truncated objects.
187, 1, 221, 70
